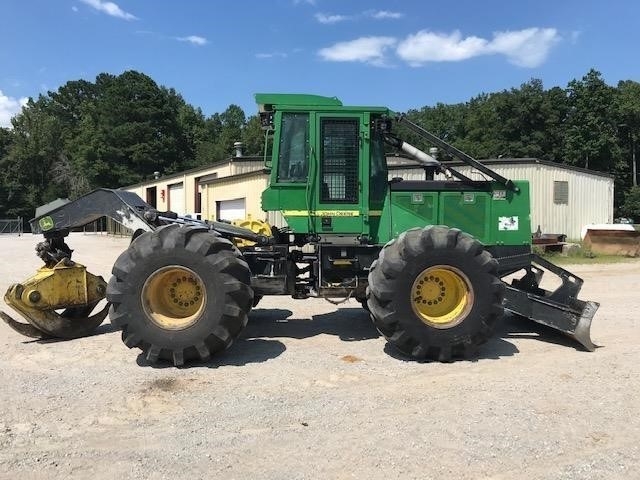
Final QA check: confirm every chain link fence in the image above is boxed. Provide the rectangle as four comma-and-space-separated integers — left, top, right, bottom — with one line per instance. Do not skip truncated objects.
0, 216, 133, 237
0, 218, 23, 235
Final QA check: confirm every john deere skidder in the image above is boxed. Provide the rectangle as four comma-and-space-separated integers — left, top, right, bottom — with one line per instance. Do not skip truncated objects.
2, 94, 599, 365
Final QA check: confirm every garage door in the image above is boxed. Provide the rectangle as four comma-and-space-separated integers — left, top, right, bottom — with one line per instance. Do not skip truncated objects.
168, 183, 185, 216
217, 198, 246, 222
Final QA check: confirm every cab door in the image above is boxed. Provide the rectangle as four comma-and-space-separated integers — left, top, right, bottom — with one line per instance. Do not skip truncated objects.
314, 113, 367, 235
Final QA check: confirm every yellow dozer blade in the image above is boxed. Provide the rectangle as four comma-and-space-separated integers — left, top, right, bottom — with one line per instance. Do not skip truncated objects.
1, 259, 108, 339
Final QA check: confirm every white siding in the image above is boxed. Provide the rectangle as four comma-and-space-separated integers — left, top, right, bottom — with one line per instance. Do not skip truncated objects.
233, 159, 264, 175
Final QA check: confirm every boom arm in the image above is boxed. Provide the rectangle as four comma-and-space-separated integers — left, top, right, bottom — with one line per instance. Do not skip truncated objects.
395, 114, 519, 192
31, 188, 272, 246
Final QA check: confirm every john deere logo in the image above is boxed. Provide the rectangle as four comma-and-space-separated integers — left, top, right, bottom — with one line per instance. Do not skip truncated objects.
39, 216, 54, 231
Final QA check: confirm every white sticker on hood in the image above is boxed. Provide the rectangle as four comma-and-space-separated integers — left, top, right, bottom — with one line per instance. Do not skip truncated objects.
499, 216, 519, 231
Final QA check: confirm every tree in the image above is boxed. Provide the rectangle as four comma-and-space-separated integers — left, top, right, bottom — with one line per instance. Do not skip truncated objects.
621, 185, 640, 220
616, 80, 640, 187
1, 96, 67, 218
563, 69, 620, 172
218, 104, 246, 156
242, 115, 266, 156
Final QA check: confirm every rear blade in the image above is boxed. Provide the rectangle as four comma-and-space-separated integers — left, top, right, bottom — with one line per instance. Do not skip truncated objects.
504, 286, 599, 351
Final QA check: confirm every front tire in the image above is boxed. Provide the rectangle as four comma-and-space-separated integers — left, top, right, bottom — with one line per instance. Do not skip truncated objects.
367, 226, 504, 361
107, 224, 253, 366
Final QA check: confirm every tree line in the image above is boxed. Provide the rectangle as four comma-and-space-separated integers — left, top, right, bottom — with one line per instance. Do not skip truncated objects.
1, 68, 639, 220
0, 71, 264, 219
401, 70, 640, 217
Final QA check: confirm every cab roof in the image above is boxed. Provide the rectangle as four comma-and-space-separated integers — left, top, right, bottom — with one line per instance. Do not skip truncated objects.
255, 93, 390, 114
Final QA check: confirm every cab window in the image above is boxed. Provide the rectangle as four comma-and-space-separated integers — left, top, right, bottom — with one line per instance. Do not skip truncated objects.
277, 113, 309, 183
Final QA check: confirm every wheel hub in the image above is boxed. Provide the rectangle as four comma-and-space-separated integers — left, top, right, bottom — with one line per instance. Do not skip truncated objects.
410, 265, 473, 329
142, 266, 206, 330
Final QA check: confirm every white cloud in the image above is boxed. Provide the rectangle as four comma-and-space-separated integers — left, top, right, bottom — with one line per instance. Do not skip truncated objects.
397, 30, 487, 66
487, 28, 560, 67
72, 6, 79, 12
318, 36, 397, 66
396, 27, 561, 67
319, 27, 561, 68
315, 13, 349, 24
316, 10, 404, 24
176, 35, 208, 46
0, 90, 28, 128
293, 0, 316, 5
80, 0, 137, 21
256, 52, 288, 59
369, 10, 404, 20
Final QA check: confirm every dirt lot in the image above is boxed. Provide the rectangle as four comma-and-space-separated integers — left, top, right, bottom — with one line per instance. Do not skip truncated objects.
0, 233, 639, 480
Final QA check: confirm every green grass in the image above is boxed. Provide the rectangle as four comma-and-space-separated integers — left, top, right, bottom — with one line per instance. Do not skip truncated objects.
534, 244, 640, 265
543, 253, 640, 265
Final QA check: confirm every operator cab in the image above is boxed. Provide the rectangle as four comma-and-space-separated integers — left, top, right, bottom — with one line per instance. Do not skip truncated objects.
257, 93, 390, 242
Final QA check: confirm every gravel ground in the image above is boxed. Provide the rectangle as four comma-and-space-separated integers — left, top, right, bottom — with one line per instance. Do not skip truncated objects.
0, 232, 639, 480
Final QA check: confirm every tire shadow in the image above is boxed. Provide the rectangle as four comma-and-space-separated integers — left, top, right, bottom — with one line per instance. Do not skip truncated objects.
136, 307, 379, 369
383, 335, 520, 363
136, 338, 287, 369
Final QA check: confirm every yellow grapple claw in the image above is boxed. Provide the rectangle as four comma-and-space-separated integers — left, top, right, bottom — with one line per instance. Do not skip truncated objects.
2, 259, 108, 339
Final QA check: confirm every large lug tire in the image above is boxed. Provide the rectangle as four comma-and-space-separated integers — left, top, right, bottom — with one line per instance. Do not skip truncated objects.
107, 224, 253, 366
366, 226, 505, 362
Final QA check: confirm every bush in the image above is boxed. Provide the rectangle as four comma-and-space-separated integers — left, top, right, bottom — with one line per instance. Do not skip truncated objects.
621, 185, 640, 222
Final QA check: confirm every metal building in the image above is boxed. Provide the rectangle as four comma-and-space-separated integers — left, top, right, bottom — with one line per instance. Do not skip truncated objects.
124, 154, 268, 223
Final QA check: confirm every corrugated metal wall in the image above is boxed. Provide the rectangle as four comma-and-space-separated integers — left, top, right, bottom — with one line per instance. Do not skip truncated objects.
389, 163, 613, 240
232, 159, 263, 175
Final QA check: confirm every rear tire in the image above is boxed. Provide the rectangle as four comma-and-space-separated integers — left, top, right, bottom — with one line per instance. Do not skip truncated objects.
107, 224, 253, 366
367, 226, 504, 361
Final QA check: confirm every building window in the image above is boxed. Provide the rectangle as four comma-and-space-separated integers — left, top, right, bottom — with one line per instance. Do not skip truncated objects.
553, 181, 569, 205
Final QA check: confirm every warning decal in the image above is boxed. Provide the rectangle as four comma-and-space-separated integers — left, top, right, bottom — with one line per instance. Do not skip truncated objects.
498, 216, 519, 231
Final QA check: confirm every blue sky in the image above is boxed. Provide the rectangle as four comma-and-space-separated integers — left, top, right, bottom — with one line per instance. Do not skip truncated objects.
1, 0, 639, 127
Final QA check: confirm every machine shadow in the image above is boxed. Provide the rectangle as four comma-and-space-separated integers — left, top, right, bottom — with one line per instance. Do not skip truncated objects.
499, 312, 595, 351
244, 307, 381, 342
136, 307, 378, 369
137, 307, 588, 369
26, 321, 120, 344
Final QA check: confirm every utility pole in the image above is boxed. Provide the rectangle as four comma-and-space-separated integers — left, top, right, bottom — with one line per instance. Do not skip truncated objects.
632, 134, 637, 187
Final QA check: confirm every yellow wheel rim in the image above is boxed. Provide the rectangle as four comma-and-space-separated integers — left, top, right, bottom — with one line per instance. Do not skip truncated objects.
410, 265, 474, 329
141, 266, 206, 330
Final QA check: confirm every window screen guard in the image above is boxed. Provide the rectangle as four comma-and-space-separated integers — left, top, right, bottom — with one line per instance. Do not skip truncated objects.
320, 118, 359, 203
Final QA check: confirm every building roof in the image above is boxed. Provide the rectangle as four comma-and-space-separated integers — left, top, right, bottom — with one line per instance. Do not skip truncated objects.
123, 155, 264, 189
387, 155, 615, 179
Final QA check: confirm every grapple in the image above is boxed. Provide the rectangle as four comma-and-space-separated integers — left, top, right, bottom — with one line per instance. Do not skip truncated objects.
2, 258, 109, 339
